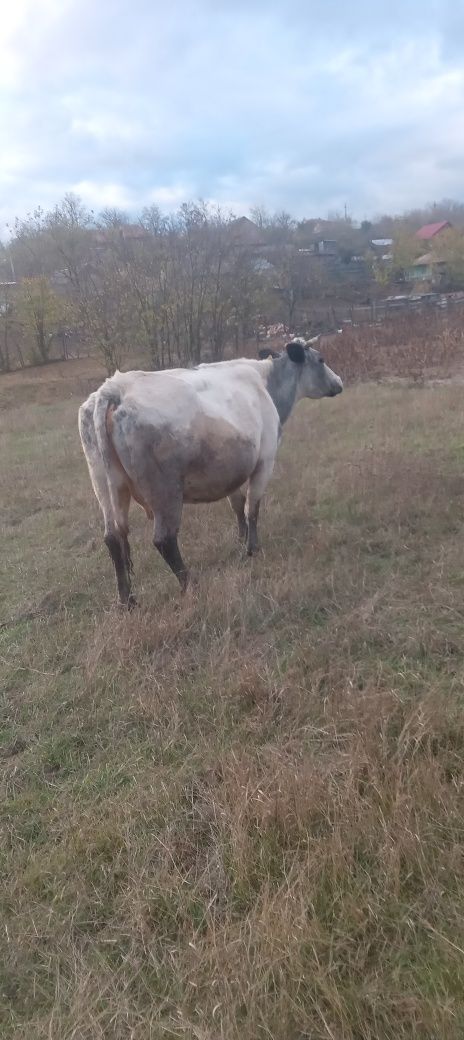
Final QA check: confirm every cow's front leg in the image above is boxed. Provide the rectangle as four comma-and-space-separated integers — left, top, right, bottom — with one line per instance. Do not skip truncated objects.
245, 458, 274, 556
152, 498, 188, 592
228, 489, 247, 541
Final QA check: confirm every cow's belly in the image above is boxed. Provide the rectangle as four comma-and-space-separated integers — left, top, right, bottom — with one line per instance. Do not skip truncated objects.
183, 437, 258, 503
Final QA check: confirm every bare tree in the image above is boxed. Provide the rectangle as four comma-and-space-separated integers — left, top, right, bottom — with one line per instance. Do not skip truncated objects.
250, 205, 271, 229
9, 209, 56, 279
16, 276, 70, 364
0, 283, 16, 371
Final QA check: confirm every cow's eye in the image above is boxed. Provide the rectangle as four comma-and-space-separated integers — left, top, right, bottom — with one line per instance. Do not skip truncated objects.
319, 356, 325, 364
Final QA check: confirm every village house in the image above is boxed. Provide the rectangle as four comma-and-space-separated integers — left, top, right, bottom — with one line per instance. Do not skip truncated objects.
405, 222, 452, 284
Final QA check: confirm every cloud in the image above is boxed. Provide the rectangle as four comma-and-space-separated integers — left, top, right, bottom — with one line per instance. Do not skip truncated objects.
1, 0, 464, 234
70, 180, 138, 211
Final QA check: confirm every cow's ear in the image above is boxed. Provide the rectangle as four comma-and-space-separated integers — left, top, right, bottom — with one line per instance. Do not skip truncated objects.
258, 348, 279, 359
286, 341, 305, 364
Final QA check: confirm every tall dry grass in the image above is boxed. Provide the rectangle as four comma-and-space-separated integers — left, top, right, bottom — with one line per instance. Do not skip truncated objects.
323, 311, 464, 384
1, 366, 464, 1038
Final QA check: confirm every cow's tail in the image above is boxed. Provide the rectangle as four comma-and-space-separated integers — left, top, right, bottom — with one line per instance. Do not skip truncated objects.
93, 382, 122, 477
79, 381, 136, 606
79, 380, 127, 540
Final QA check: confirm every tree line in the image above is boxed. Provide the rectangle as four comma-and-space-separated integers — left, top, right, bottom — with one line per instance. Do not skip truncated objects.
2, 194, 464, 374
1, 197, 272, 373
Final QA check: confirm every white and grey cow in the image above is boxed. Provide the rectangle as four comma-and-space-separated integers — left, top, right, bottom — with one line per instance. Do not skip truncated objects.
78, 338, 343, 606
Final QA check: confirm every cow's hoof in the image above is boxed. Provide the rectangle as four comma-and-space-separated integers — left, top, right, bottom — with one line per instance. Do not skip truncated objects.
117, 595, 138, 612
182, 574, 199, 595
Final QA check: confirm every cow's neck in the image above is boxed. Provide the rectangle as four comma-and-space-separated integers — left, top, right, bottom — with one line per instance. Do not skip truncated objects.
265, 357, 300, 425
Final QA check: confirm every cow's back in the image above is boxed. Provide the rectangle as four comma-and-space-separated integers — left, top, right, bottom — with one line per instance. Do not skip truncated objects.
104, 364, 277, 446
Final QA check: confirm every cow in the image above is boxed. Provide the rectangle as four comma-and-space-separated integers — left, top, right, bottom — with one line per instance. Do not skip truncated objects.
78, 338, 343, 607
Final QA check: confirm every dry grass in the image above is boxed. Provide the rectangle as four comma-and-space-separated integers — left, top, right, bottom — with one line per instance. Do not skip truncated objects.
323, 311, 464, 384
1, 361, 464, 1038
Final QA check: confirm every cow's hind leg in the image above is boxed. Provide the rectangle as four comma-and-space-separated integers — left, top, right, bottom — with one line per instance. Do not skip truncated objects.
228, 489, 247, 541
245, 458, 274, 556
78, 399, 135, 609
103, 484, 136, 607
108, 421, 189, 594
104, 485, 136, 609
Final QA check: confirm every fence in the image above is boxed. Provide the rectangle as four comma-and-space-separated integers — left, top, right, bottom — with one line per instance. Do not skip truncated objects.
317, 291, 464, 335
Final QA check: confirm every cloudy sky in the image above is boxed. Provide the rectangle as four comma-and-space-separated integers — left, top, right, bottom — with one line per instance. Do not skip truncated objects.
1, 0, 464, 232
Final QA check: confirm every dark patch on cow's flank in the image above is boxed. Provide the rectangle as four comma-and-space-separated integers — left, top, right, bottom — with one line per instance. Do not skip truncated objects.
183, 419, 257, 503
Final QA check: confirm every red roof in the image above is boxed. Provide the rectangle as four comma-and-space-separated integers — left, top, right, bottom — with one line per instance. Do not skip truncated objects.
416, 220, 451, 240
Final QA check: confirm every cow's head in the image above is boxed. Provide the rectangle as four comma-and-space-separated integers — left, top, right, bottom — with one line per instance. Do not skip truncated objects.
259, 337, 343, 399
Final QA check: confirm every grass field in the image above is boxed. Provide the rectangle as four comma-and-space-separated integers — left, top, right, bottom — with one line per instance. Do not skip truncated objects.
1, 357, 464, 1039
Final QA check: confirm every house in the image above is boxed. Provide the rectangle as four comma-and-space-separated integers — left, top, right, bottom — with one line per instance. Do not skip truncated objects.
312, 220, 339, 238
296, 219, 339, 247
229, 216, 266, 248
415, 220, 452, 241
89, 225, 151, 250
371, 240, 393, 262
297, 240, 338, 258
405, 252, 446, 284
297, 218, 319, 236
315, 239, 338, 256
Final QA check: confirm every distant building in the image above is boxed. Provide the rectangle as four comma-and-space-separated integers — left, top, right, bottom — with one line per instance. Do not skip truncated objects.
297, 219, 319, 235
315, 239, 338, 256
405, 252, 446, 283
90, 225, 151, 249
296, 218, 340, 245
297, 239, 338, 257
311, 220, 340, 237
415, 220, 452, 241
229, 216, 266, 248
